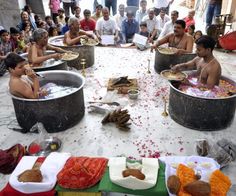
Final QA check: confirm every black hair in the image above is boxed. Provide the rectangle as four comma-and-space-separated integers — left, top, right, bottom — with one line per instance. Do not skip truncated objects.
83, 9, 91, 15
96, 4, 103, 9
73, 6, 81, 12
10, 27, 20, 34
58, 8, 65, 13
65, 16, 70, 23
4, 53, 26, 70
140, 21, 147, 27
48, 26, 58, 37
188, 24, 195, 31
160, 7, 167, 12
194, 30, 203, 39
45, 15, 52, 21
175, 20, 186, 29
195, 35, 216, 51
140, 0, 147, 3
0, 29, 8, 36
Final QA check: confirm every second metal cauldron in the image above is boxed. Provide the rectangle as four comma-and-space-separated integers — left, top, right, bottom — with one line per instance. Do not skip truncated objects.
169, 76, 236, 131
20, 50, 68, 72
154, 50, 196, 73
11, 71, 85, 133
48, 35, 94, 69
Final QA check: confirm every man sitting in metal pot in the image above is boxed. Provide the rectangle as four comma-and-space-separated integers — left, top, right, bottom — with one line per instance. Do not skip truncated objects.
171, 35, 221, 89
151, 20, 193, 55
64, 17, 95, 46
5, 53, 47, 99
28, 28, 66, 67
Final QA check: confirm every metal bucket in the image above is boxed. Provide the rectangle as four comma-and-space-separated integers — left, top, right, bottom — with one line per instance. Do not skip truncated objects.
21, 50, 68, 72
169, 75, 236, 131
11, 71, 85, 133
48, 35, 95, 69
154, 50, 197, 73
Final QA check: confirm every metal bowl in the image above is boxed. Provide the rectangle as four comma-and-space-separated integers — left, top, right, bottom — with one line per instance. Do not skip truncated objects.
128, 89, 139, 99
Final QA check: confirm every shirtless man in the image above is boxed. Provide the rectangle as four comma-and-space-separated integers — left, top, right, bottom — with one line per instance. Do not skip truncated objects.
64, 17, 95, 46
28, 28, 66, 67
171, 35, 221, 89
5, 53, 46, 99
151, 20, 194, 55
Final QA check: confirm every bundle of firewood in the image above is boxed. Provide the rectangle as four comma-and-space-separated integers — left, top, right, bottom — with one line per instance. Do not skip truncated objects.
102, 109, 131, 131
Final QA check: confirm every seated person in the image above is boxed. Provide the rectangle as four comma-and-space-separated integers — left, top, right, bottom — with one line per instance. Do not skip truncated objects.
136, 22, 150, 50
64, 17, 95, 46
62, 16, 70, 35
57, 8, 66, 25
121, 12, 139, 43
91, 4, 103, 21
0, 29, 13, 76
183, 10, 195, 32
193, 30, 203, 41
80, 9, 96, 32
95, 7, 119, 43
151, 20, 194, 55
141, 8, 159, 43
28, 28, 66, 67
9, 27, 20, 52
187, 24, 195, 36
171, 35, 221, 89
5, 52, 46, 99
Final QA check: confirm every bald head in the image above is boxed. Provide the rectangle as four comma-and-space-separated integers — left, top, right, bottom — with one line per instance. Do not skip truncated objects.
102, 7, 110, 20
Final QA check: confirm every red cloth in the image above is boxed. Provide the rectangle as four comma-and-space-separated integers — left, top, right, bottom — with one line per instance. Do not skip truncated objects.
0, 157, 56, 196
80, 19, 96, 31
183, 16, 195, 32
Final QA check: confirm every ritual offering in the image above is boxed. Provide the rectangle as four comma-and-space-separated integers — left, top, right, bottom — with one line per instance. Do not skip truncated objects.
80, 38, 99, 46
18, 169, 43, 183
161, 70, 188, 81
167, 175, 181, 194
183, 180, 211, 196
61, 52, 79, 61
57, 157, 108, 189
102, 109, 131, 131
158, 47, 177, 55
108, 76, 138, 94
109, 157, 159, 190
128, 89, 139, 99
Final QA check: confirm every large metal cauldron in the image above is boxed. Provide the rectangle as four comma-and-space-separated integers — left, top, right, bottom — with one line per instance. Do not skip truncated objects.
21, 50, 68, 72
154, 50, 196, 73
48, 35, 94, 69
169, 76, 236, 131
11, 71, 85, 133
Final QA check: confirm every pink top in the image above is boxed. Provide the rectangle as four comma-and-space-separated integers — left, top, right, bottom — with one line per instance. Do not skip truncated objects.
49, 0, 61, 13
183, 16, 195, 31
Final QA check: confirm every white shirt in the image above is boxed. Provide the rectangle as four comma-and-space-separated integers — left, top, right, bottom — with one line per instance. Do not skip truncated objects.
113, 13, 126, 31
153, 0, 170, 8
157, 14, 170, 31
135, 9, 148, 24
142, 15, 159, 33
158, 20, 174, 40
96, 17, 118, 35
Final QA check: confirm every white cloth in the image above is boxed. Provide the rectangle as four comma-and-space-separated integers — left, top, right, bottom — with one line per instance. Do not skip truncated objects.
157, 14, 170, 31
96, 17, 118, 35
141, 15, 159, 33
158, 20, 174, 39
9, 152, 71, 194
113, 14, 126, 31
159, 156, 220, 196
109, 157, 159, 190
62, 0, 72, 3
135, 9, 148, 24
153, 0, 170, 8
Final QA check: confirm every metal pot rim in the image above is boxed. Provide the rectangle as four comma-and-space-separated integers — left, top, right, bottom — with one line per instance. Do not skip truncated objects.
11, 70, 85, 102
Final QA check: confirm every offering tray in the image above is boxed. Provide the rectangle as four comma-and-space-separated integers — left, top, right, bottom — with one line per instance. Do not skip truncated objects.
157, 47, 177, 55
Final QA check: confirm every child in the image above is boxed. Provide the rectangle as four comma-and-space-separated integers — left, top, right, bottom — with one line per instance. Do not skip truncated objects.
194, 30, 203, 41
0, 29, 13, 76
10, 27, 20, 52
187, 24, 195, 36
136, 22, 150, 51
48, 26, 59, 37
22, 22, 32, 44
16, 31, 28, 54
4, 53, 46, 98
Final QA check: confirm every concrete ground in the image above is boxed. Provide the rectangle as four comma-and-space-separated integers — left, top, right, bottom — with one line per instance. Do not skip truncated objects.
0, 0, 236, 195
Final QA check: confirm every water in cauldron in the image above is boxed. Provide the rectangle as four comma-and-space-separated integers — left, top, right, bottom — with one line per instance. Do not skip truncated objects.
41, 83, 78, 99
179, 76, 236, 98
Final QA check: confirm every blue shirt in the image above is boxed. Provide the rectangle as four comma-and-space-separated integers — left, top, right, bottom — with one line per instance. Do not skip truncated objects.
61, 25, 69, 35
121, 19, 139, 41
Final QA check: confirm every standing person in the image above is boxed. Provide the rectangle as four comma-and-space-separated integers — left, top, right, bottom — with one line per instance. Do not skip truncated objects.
105, 0, 117, 16
92, 4, 103, 21
57, 8, 66, 25
206, 0, 222, 28
141, 8, 159, 43
152, 0, 174, 16
62, 0, 76, 17
95, 7, 119, 43
151, 20, 194, 55
80, 9, 96, 32
127, 0, 139, 7
114, 4, 126, 32
135, 0, 148, 24
48, 0, 60, 23
0, 29, 13, 76
183, 10, 195, 32
156, 7, 170, 32
121, 12, 139, 43
158, 10, 178, 40
74, 6, 82, 21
